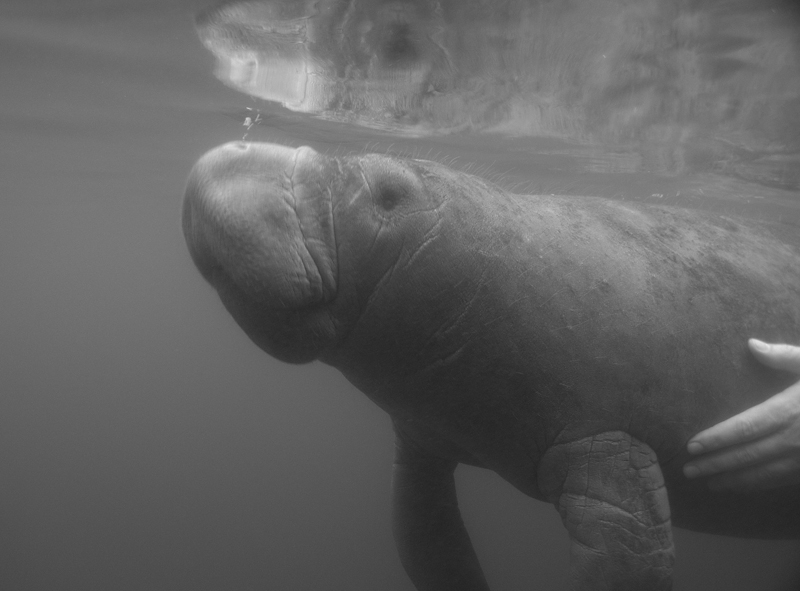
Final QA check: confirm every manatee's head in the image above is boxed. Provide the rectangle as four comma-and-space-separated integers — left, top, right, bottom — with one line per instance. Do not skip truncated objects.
182, 141, 465, 364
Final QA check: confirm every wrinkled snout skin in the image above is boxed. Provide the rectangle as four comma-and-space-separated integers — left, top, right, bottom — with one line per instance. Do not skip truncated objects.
183, 141, 339, 361
182, 140, 456, 363
183, 141, 800, 540
183, 142, 337, 307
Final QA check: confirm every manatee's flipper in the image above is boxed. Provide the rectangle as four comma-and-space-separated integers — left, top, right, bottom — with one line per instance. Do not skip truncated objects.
538, 431, 674, 591
392, 425, 491, 591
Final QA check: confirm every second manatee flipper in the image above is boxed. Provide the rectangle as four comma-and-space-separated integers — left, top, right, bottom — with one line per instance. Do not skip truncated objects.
538, 432, 675, 591
392, 424, 491, 591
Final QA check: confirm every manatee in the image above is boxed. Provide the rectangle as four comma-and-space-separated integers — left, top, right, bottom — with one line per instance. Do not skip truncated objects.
182, 140, 800, 590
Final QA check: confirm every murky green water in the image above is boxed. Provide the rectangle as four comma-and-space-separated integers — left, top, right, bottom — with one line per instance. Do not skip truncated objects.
1, 1, 799, 590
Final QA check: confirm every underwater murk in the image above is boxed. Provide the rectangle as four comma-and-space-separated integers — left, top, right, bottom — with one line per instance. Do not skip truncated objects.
1, 0, 799, 590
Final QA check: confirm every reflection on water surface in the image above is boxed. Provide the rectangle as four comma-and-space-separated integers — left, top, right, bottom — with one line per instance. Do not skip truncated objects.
199, 0, 800, 192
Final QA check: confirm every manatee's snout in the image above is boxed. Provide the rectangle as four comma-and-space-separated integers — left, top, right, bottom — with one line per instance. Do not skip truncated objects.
182, 141, 337, 310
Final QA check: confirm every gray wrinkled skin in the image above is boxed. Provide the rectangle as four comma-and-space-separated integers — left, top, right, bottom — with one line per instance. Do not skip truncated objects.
183, 141, 800, 590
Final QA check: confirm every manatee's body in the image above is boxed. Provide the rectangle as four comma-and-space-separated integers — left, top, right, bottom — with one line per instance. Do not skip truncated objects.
183, 141, 800, 590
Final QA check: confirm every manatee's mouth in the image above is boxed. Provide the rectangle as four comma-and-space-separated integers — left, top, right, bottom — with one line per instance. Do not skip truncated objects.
182, 141, 338, 311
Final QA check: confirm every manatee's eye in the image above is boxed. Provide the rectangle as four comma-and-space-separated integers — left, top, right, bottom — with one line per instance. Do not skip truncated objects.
362, 159, 422, 215
375, 179, 408, 211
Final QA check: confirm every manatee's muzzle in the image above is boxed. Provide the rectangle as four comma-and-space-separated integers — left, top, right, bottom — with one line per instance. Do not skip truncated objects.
182, 141, 337, 310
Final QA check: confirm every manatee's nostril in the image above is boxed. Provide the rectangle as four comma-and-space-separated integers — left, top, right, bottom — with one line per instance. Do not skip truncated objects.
231, 141, 248, 150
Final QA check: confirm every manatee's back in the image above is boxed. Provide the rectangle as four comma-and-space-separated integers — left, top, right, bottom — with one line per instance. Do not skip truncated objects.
327, 186, 800, 537
421, 190, 800, 537
525, 197, 800, 538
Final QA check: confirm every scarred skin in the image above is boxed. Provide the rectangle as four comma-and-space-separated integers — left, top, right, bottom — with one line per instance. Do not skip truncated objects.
183, 141, 800, 591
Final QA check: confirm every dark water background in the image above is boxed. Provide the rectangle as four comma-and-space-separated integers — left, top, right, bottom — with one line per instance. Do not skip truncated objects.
1, 1, 799, 590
